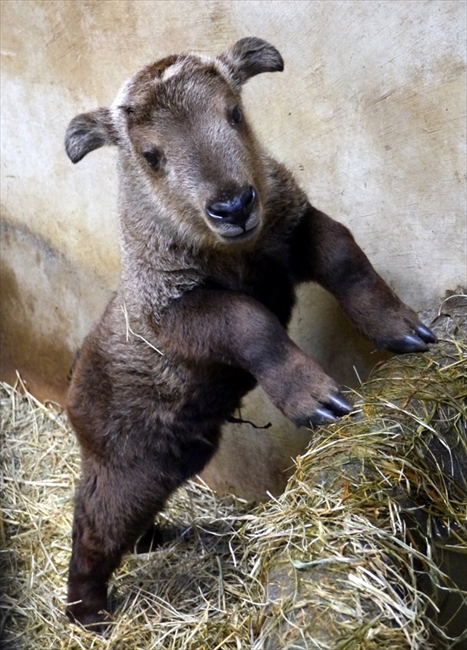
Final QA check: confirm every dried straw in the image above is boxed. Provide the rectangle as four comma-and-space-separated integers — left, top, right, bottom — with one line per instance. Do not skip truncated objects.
247, 292, 467, 649
0, 376, 262, 649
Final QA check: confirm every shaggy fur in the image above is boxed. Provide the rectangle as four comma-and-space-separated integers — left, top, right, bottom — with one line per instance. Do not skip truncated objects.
64, 38, 436, 630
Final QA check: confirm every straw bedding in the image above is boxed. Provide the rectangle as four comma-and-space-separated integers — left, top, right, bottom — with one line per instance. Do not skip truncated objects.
1, 291, 466, 649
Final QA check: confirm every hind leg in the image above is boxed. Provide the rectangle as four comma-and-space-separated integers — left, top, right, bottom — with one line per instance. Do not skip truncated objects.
66, 435, 217, 629
66, 461, 166, 631
134, 522, 181, 554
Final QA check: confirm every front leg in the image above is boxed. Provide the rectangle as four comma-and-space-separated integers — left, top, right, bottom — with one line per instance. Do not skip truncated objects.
158, 290, 351, 426
289, 205, 437, 353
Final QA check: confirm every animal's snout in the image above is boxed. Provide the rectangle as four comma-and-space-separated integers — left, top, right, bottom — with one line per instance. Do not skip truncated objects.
206, 186, 257, 229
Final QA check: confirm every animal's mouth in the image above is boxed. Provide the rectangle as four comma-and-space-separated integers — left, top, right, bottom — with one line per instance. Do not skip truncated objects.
216, 212, 261, 241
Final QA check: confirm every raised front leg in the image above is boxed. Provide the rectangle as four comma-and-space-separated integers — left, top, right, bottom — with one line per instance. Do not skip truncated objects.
289, 205, 437, 353
158, 290, 351, 425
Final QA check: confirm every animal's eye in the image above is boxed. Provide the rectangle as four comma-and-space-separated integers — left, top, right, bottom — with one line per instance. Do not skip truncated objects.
142, 150, 161, 169
229, 106, 242, 126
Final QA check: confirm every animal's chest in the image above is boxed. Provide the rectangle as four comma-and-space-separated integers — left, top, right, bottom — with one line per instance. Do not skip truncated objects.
242, 253, 296, 327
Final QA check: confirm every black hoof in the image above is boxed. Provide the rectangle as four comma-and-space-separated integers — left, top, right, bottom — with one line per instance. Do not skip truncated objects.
305, 392, 352, 427
326, 393, 352, 415
384, 320, 437, 354
66, 606, 110, 635
135, 524, 179, 554
386, 333, 429, 353
414, 323, 437, 344
310, 406, 338, 425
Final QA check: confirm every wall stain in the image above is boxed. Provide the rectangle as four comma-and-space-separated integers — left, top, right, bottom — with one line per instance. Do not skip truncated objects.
0, 217, 111, 405
0, 262, 72, 405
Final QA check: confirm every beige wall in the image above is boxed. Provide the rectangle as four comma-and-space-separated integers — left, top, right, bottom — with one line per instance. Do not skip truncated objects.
1, 1, 465, 498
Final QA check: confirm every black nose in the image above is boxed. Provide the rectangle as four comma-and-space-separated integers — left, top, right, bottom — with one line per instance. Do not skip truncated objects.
206, 186, 256, 228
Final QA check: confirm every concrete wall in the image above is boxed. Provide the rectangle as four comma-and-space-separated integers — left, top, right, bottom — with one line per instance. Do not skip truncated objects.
1, 0, 465, 498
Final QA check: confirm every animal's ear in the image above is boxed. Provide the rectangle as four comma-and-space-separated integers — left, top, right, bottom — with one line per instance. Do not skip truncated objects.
220, 37, 284, 85
65, 108, 118, 163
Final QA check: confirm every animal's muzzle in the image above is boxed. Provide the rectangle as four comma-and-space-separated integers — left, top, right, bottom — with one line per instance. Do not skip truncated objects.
206, 186, 257, 230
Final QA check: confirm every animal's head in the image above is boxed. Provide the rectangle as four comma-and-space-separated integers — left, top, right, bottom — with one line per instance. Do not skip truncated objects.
65, 38, 283, 247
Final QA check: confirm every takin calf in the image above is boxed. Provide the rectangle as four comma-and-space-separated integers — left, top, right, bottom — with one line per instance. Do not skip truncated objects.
64, 37, 436, 630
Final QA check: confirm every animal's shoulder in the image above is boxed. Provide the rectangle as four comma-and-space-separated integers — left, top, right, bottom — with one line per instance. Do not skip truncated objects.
262, 156, 309, 235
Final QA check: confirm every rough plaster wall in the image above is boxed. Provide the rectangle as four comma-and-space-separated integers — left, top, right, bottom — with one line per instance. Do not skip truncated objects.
1, 0, 465, 498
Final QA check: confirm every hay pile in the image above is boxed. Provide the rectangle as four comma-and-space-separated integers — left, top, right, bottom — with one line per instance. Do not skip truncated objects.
0, 381, 262, 649
1, 292, 466, 649
249, 292, 467, 649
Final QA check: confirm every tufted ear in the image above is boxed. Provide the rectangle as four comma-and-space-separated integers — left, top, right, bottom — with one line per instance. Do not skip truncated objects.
220, 37, 284, 85
65, 107, 119, 163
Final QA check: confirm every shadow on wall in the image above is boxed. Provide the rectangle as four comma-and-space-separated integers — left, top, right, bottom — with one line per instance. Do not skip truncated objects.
0, 216, 115, 405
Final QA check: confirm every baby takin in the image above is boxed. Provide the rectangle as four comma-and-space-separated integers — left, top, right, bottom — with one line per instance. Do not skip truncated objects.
64, 37, 436, 630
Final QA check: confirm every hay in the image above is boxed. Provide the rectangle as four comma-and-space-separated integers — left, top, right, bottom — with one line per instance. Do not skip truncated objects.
0, 377, 263, 649
1, 291, 466, 649
248, 292, 467, 649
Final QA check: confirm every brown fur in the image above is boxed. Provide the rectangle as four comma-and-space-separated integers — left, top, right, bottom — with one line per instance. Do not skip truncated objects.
64, 38, 436, 630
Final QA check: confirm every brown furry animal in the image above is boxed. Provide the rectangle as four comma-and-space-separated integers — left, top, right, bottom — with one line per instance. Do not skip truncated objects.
64, 38, 436, 630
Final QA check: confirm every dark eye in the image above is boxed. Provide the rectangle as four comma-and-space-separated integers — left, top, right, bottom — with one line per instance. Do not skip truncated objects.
143, 150, 161, 169
229, 106, 242, 125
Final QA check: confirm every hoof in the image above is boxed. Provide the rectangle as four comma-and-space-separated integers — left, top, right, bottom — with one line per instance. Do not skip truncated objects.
134, 524, 180, 554
385, 323, 437, 354
66, 604, 110, 635
296, 391, 352, 428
